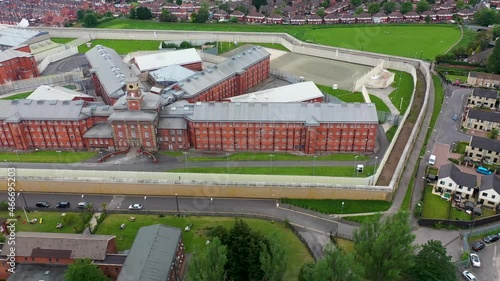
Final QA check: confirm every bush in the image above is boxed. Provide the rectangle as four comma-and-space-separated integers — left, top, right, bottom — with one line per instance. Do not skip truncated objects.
161, 42, 178, 49
0, 201, 9, 211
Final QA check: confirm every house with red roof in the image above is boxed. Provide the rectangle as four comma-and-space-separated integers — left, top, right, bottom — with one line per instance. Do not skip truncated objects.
291, 14, 306, 25
307, 14, 323, 24
246, 11, 265, 23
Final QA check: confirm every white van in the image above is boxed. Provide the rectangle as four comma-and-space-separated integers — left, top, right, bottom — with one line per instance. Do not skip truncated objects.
429, 155, 436, 165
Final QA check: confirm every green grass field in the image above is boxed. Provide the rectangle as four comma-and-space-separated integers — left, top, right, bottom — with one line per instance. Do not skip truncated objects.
96, 20, 460, 59
281, 199, 390, 214
389, 71, 414, 114
78, 39, 162, 54
170, 166, 373, 177
369, 94, 391, 113
446, 74, 468, 83
449, 28, 476, 54
96, 215, 312, 280
50, 37, 76, 44
218, 42, 289, 54
385, 126, 397, 142
316, 85, 391, 113
342, 214, 379, 223
181, 152, 369, 162
1, 92, 32, 100
0, 150, 96, 163
0, 211, 90, 233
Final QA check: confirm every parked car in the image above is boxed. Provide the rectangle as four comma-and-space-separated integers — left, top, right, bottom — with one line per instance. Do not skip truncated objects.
477, 166, 492, 175
470, 253, 481, 267
472, 241, 485, 251
55, 201, 70, 208
452, 114, 458, 121
462, 270, 478, 281
77, 202, 89, 209
483, 234, 499, 243
128, 204, 143, 210
35, 201, 50, 208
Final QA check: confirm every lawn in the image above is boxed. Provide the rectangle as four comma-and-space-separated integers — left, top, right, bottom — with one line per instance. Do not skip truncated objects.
425, 75, 445, 144
369, 94, 391, 113
446, 74, 468, 83
317, 85, 365, 103
280, 199, 391, 214
170, 166, 373, 177
336, 237, 354, 254
217, 42, 289, 54
1, 92, 32, 100
342, 214, 379, 224
78, 39, 162, 54
96, 214, 312, 281
0, 211, 91, 234
449, 28, 476, 54
0, 150, 96, 163
385, 126, 397, 142
50, 37, 76, 44
97, 20, 460, 59
453, 141, 468, 155
388, 70, 415, 114
422, 185, 452, 219
185, 152, 369, 162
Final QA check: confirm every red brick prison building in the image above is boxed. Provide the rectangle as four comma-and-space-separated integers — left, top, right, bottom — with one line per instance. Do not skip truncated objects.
85, 45, 136, 105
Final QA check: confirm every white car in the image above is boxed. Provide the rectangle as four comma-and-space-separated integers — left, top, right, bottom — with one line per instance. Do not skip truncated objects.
462, 270, 478, 281
470, 253, 481, 267
128, 204, 143, 210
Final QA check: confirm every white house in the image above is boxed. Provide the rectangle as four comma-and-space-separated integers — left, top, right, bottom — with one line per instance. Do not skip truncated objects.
436, 164, 477, 199
478, 175, 500, 208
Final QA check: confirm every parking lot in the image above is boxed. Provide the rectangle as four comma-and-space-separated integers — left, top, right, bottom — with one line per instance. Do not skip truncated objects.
467, 237, 500, 280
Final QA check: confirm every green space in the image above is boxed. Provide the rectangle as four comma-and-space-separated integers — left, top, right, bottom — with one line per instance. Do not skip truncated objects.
446, 74, 468, 83
336, 237, 354, 254
96, 214, 312, 280
0, 211, 91, 234
1, 92, 32, 100
97, 20, 460, 59
0, 150, 96, 163
78, 39, 162, 54
385, 126, 397, 142
280, 199, 391, 214
342, 214, 379, 224
388, 71, 414, 114
453, 141, 469, 154
180, 152, 369, 162
217, 42, 289, 54
369, 94, 391, 113
170, 166, 373, 177
469, 227, 500, 241
317, 85, 365, 103
50, 37, 76, 44
449, 28, 477, 54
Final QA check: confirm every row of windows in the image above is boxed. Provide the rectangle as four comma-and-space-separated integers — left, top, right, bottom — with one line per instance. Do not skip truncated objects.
193, 123, 376, 129
482, 192, 497, 199
159, 137, 183, 142
116, 124, 151, 129
89, 139, 111, 145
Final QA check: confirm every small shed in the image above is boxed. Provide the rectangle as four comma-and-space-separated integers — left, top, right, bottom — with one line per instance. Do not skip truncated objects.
464, 201, 474, 211
473, 206, 482, 216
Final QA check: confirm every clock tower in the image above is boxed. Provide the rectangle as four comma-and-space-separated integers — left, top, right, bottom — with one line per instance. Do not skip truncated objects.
125, 76, 143, 111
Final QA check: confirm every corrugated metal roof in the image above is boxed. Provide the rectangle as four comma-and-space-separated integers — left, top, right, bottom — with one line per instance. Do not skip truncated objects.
85, 45, 136, 99
185, 102, 378, 123
117, 225, 182, 281
227, 81, 323, 103
134, 48, 201, 72
0, 100, 87, 122
27, 85, 92, 101
149, 64, 195, 83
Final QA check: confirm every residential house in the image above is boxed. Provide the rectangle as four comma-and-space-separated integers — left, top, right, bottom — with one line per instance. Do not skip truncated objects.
356, 13, 372, 23
246, 11, 265, 23
230, 10, 245, 21
468, 72, 500, 88
467, 88, 498, 110
291, 15, 306, 25
465, 49, 493, 65
457, 9, 474, 19
436, 9, 453, 21
372, 12, 388, 23
324, 13, 341, 24
421, 10, 437, 21
466, 136, 500, 163
266, 14, 283, 24
340, 13, 356, 24
307, 14, 323, 24
325, 2, 349, 14
388, 11, 404, 22
478, 174, 500, 208
463, 108, 500, 132
213, 10, 229, 20
404, 11, 420, 22
436, 163, 477, 199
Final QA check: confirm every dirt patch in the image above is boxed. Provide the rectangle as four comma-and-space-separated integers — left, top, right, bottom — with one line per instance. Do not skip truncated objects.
376, 70, 426, 186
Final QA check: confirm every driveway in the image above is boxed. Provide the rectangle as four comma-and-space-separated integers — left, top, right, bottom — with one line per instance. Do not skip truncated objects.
434, 88, 472, 146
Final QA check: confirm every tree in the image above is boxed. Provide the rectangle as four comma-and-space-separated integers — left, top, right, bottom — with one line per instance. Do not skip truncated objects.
65, 259, 109, 281
401, 2, 413, 14
236, 5, 249, 15
77, 9, 85, 21
129, 7, 136, 19
105, 11, 113, 18
416, 0, 430, 13
383, 1, 397, 14
489, 128, 499, 139
317, 8, 326, 18
229, 16, 238, 23
321, 0, 331, 8
456, 0, 465, 10
160, 10, 176, 22
469, 0, 480, 6
487, 40, 500, 74
186, 237, 227, 281
219, 3, 231, 13
425, 15, 431, 23
368, 3, 380, 14
406, 240, 457, 281
427, 0, 435, 4
176, 0, 182, 5
192, 4, 209, 23
474, 8, 497, 26
351, 0, 362, 7
260, 233, 287, 281
83, 13, 98, 28
299, 244, 362, 281
252, 0, 267, 10
355, 7, 364, 15
353, 212, 416, 281
136, 6, 152, 20
493, 25, 500, 38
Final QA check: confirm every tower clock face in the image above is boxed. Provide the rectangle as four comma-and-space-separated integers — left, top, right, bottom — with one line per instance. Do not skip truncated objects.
128, 85, 134, 89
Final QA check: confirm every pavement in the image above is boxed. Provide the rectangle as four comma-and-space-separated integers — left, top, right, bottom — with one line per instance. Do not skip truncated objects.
367, 86, 400, 115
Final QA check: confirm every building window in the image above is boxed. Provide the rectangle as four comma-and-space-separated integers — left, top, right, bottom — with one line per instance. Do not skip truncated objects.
145, 132, 149, 138
118, 132, 123, 138
493, 195, 496, 199
482, 192, 487, 197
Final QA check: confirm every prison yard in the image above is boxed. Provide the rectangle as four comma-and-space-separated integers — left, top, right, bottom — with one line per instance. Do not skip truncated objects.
97, 20, 461, 59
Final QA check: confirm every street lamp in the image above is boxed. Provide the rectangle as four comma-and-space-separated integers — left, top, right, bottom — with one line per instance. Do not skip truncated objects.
116, 161, 121, 171
268, 154, 274, 172
175, 193, 180, 217
183, 151, 188, 172
313, 155, 317, 177
210, 197, 213, 210
144, 196, 147, 214
14, 150, 20, 163
353, 155, 359, 177
340, 201, 345, 221
17, 190, 29, 221
226, 153, 230, 174
56, 150, 62, 162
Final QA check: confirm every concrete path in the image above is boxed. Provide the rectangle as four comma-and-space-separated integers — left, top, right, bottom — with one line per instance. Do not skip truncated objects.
368, 87, 400, 115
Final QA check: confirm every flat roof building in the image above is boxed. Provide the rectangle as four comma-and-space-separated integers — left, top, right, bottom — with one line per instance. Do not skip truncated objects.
27, 85, 94, 101
225, 81, 324, 103
133, 48, 202, 72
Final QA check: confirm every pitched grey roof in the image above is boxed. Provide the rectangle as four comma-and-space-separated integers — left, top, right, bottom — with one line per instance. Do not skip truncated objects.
133, 48, 201, 72
81, 104, 114, 117
0, 48, 33, 62
158, 117, 187, 129
161, 46, 270, 99
0, 232, 115, 260
7, 264, 67, 281
226, 81, 324, 103
113, 92, 161, 111
27, 85, 93, 101
468, 108, 500, 122
108, 111, 157, 122
438, 163, 477, 188
117, 224, 182, 281
470, 136, 500, 153
185, 102, 378, 123
149, 64, 195, 84
0, 100, 87, 122
480, 175, 500, 194
83, 122, 113, 138
0, 27, 47, 48
472, 87, 498, 99
85, 45, 136, 99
